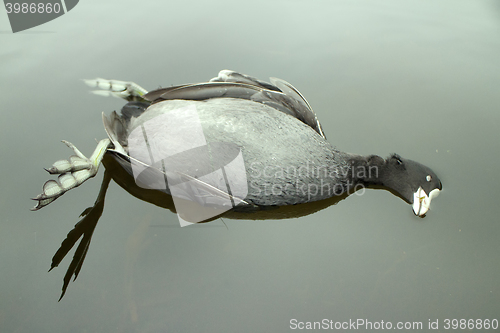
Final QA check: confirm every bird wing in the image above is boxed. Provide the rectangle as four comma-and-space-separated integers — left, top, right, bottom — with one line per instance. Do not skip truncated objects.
142, 70, 326, 138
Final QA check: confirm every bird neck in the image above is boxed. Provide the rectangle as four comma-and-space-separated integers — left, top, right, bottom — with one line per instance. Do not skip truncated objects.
345, 154, 387, 190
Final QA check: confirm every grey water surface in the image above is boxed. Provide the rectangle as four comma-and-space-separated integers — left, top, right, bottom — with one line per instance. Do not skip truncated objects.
1, 0, 499, 332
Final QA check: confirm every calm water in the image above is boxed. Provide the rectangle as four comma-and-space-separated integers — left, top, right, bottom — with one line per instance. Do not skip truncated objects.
1, 0, 499, 332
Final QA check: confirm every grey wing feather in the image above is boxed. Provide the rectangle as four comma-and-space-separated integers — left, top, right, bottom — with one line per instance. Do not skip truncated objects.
270, 77, 313, 113
102, 112, 128, 155
270, 77, 325, 138
210, 69, 281, 91
250, 90, 324, 137
142, 70, 325, 137
211, 70, 325, 138
142, 85, 190, 102
154, 82, 260, 102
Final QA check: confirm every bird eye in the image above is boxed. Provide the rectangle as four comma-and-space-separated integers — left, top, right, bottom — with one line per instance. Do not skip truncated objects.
426, 175, 432, 182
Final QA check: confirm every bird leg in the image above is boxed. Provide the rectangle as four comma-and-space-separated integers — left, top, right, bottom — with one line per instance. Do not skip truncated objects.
49, 169, 112, 301
31, 138, 111, 210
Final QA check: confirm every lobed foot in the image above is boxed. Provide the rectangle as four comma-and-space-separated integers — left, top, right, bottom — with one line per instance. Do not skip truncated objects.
31, 139, 110, 210
83, 78, 149, 102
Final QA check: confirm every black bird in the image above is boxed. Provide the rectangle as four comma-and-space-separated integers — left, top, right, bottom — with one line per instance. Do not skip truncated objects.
32, 70, 442, 299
